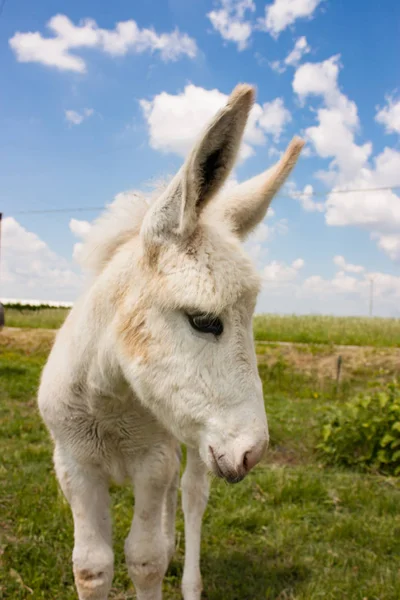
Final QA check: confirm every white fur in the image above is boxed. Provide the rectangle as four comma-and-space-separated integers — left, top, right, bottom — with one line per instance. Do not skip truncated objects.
38, 84, 304, 600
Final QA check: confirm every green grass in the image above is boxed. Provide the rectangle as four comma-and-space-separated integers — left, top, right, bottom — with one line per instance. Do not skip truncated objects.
1, 331, 400, 599
254, 314, 400, 347
4, 307, 400, 348
3, 307, 69, 329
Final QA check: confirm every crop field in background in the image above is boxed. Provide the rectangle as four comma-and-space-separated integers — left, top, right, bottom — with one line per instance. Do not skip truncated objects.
1, 314, 400, 599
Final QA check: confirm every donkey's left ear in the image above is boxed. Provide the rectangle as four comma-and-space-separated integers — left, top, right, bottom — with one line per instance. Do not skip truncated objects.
207, 136, 305, 240
141, 84, 254, 251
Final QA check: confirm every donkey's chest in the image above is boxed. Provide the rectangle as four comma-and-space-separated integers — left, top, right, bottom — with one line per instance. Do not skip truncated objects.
64, 389, 170, 483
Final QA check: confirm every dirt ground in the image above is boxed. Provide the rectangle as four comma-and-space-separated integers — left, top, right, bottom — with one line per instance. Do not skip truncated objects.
2, 327, 399, 384
256, 340, 400, 383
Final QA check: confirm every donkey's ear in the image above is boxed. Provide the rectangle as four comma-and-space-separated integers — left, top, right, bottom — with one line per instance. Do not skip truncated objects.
208, 136, 305, 240
141, 84, 254, 251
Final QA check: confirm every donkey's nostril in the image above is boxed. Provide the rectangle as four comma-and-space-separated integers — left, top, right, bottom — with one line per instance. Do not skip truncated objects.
241, 442, 266, 474
242, 451, 250, 473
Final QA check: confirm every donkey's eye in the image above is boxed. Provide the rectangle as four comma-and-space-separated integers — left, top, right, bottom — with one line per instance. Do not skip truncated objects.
187, 313, 223, 336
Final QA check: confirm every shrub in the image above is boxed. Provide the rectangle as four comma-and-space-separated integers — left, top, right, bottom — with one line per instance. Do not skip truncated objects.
318, 381, 400, 475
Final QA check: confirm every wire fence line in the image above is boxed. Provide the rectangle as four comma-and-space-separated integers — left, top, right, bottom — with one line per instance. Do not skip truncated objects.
8, 185, 400, 216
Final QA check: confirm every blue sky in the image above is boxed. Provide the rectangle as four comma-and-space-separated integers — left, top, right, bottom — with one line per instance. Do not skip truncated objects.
1, 0, 400, 315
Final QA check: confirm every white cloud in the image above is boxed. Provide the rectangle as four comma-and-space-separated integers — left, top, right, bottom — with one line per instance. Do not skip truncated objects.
324, 148, 400, 232
257, 97, 292, 141
1, 217, 82, 301
293, 55, 371, 181
9, 14, 197, 73
69, 218, 92, 237
374, 233, 400, 262
375, 96, 400, 135
293, 54, 341, 104
302, 267, 400, 305
333, 255, 364, 273
285, 36, 310, 66
302, 271, 364, 296
69, 218, 92, 261
287, 182, 324, 212
261, 0, 322, 37
270, 59, 286, 74
255, 250, 400, 316
263, 257, 304, 284
140, 84, 291, 160
65, 108, 93, 125
271, 36, 311, 73
208, 0, 255, 50
292, 55, 400, 262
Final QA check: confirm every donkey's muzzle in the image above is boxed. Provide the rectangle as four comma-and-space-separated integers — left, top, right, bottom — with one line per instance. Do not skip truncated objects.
209, 438, 267, 484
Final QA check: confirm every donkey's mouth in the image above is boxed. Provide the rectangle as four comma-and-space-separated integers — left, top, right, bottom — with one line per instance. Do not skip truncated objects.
208, 446, 245, 484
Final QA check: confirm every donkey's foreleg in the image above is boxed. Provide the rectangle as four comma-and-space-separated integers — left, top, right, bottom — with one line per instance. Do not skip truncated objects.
54, 446, 113, 600
181, 448, 210, 600
163, 445, 181, 564
125, 445, 177, 600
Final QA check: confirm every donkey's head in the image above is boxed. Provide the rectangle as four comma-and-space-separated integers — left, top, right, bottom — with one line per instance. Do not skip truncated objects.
115, 85, 304, 482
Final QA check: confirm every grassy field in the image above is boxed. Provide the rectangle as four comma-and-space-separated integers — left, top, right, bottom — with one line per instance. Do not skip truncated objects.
5, 306, 400, 347
1, 327, 400, 599
3, 307, 69, 329
254, 314, 400, 348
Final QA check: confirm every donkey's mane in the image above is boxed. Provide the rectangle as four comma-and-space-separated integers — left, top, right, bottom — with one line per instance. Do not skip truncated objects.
78, 178, 171, 275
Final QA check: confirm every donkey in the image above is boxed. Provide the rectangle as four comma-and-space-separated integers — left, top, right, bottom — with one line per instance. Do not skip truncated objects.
38, 84, 304, 600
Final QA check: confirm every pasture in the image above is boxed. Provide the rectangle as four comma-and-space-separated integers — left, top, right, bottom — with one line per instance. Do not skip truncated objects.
1, 311, 400, 599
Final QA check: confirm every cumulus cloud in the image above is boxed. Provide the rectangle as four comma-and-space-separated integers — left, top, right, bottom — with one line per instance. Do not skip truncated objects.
9, 14, 197, 73
270, 36, 311, 73
292, 56, 400, 261
373, 233, 400, 262
285, 36, 311, 66
324, 148, 400, 233
257, 97, 292, 141
302, 267, 400, 308
263, 257, 304, 284
260, 0, 323, 37
375, 96, 400, 135
333, 255, 364, 273
302, 271, 365, 297
140, 84, 291, 160
207, 0, 255, 50
69, 218, 92, 261
1, 217, 82, 301
258, 255, 400, 316
65, 108, 93, 125
292, 55, 371, 183
287, 182, 325, 212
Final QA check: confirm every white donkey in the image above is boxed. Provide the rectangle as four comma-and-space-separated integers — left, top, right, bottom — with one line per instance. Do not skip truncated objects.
38, 84, 304, 600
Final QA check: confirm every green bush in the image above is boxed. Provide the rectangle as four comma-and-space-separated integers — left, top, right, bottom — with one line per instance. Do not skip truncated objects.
318, 381, 400, 475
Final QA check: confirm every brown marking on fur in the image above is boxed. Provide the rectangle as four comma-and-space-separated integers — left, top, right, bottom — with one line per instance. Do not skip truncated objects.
146, 241, 162, 268
77, 569, 102, 581
75, 568, 106, 595
118, 303, 152, 363
111, 277, 130, 309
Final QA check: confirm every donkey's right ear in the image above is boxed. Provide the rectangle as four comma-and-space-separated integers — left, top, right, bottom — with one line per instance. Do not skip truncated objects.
141, 84, 254, 257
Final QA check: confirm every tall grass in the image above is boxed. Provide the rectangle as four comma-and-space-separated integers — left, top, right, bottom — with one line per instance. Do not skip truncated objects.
4, 307, 69, 329
254, 314, 400, 347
